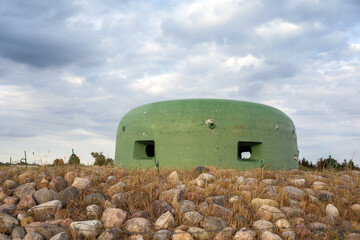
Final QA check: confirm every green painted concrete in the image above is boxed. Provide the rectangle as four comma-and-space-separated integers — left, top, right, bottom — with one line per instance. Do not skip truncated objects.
115, 99, 299, 170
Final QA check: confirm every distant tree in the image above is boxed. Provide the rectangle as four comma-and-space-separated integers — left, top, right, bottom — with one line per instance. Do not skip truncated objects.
298, 157, 315, 169
106, 157, 114, 166
92, 152, 106, 166
53, 158, 64, 166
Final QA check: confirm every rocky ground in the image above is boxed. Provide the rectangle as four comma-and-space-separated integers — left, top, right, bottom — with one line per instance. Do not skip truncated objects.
0, 165, 359, 240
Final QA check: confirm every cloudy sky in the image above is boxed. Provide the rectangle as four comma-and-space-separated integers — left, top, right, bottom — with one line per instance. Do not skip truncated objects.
0, 0, 359, 166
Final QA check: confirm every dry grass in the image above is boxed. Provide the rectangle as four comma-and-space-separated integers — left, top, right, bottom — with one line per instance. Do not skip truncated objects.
0, 164, 359, 239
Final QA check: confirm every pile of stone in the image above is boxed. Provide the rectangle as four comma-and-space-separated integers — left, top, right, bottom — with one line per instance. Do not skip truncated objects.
0, 166, 359, 240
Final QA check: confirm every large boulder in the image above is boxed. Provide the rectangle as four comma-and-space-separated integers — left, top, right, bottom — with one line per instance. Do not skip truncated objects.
13, 184, 36, 199
33, 189, 57, 204
31, 200, 62, 220
0, 213, 19, 234
49, 177, 68, 192
70, 220, 102, 239
25, 222, 65, 240
54, 186, 79, 206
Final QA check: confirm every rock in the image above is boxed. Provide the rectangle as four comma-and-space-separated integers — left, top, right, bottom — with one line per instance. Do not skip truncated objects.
84, 192, 107, 205
101, 207, 128, 228
48, 177, 67, 192
197, 173, 215, 183
71, 178, 92, 191
326, 204, 339, 217
312, 181, 327, 191
194, 166, 210, 175
197, 202, 209, 215
346, 233, 360, 240
155, 211, 175, 230
172, 230, 193, 240
265, 191, 279, 198
350, 204, 360, 215
236, 176, 246, 185
153, 229, 171, 240
20, 216, 35, 227
129, 234, 144, 240
25, 222, 65, 240
33, 189, 57, 204
4, 180, 19, 189
260, 231, 282, 240
3, 196, 18, 205
283, 186, 305, 199
64, 172, 76, 186
212, 204, 233, 218
24, 232, 44, 240
49, 232, 69, 240
13, 184, 36, 199
31, 200, 62, 220
153, 200, 174, 218
178, 200, 196, 214
205, 196, 226, 206
18, 171, 36, 184
233, 228, 256, 240
184, 211, 203, 225
265, 185, 278, 192
106, 182, 126, 197
275, 219, 291, 232
294, 223, 310, 238
251, 198, 278, 207
159, 188, 184, 205
281, 207, 303, 217
70, 220, 102, 239
37, 179, 49, 189
214, 227, 234, 240
303, 188, 315, 196
0, 204, 16, 215
289, 200, 299, 207
130, 209, 150, 219
201, 216, 228, 232
60, 218, 72, 228
86, 204, 103, 219
0, 233, 10, 240
318, 193, 332, 203
258, 205, 286, 221
253, 220, 274, 232
11, 226, 26, 239
229, 196, 241, 204
0, 213, 19, 234
323, 216, 337, 225
111, 192, 130, 206
54, 186, 79, 206
17, 194, 36, 210
308, 222, 326, 230
262, 179, 277, 185
289, 179, 305, 186
124, 217, 152, 233
167, 171, 180, 183
281, 231, 296, 240
188, 227, 211, 240
0, 191, 7, 202
97, 228, 122, 240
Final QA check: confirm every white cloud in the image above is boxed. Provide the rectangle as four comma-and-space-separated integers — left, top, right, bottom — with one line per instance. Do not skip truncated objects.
255, 19, 302, 39
61, 74, 86, 86
350, 43, 360, 51
223, 54, 264, 71
130, 73, 181, 96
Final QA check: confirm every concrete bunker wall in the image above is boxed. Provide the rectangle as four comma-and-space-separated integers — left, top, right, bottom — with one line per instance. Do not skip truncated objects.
115, 99, 299, 170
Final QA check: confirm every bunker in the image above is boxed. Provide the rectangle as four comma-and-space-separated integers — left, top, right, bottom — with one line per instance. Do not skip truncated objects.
115, 99, 299, 170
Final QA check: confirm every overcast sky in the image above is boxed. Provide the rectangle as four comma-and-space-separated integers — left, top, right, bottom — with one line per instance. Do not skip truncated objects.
0, 0, 359, 166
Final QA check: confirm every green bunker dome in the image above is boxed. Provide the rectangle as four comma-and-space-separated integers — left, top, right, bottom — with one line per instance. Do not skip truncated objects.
115, 99, 299, 170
